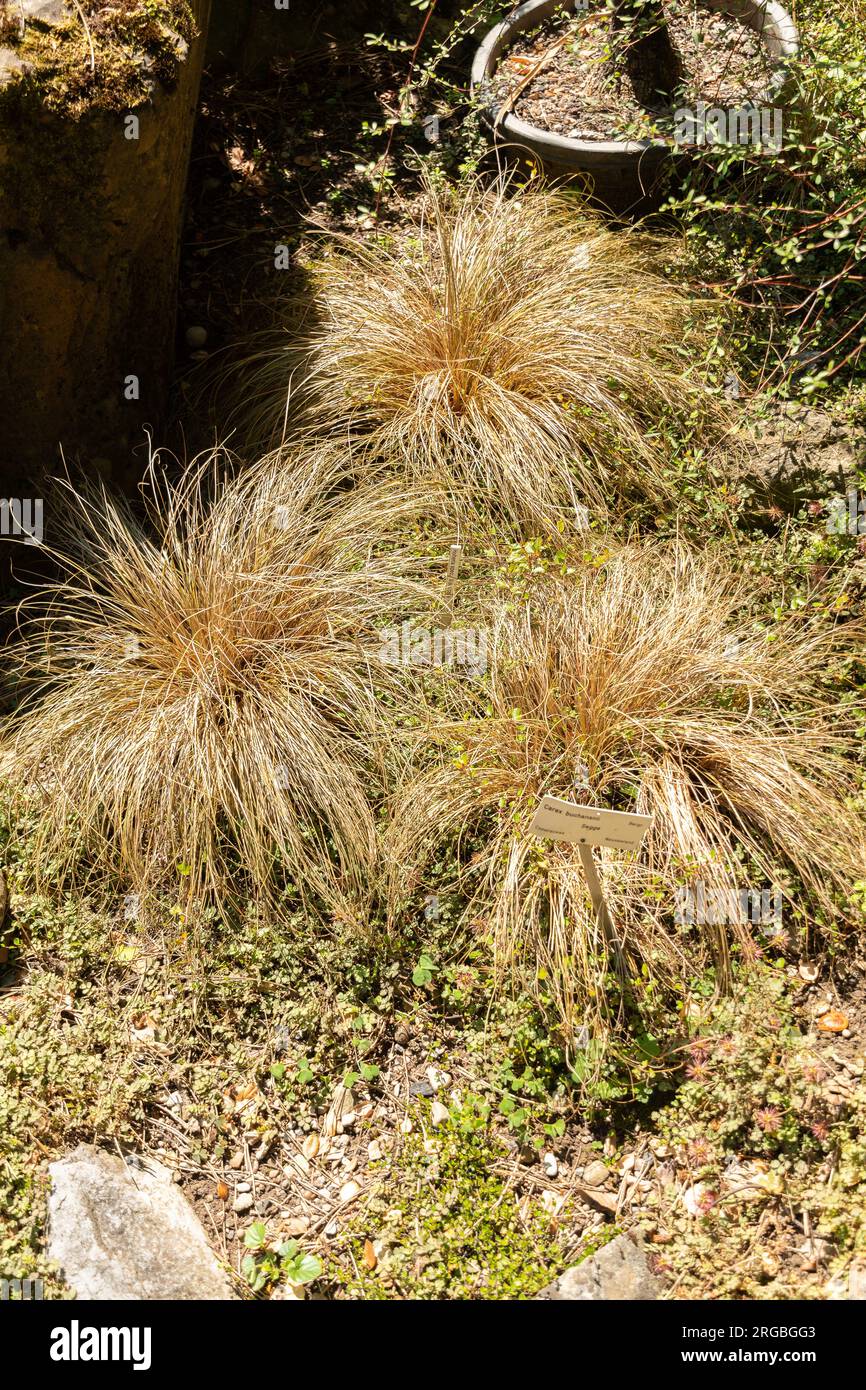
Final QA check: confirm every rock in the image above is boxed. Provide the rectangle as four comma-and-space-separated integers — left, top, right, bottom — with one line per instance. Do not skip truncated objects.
430, 1101, 450, 1127
741, 404, 864, 497
581, 1159, 610, 1187
409, 1080, 434, 1098
47, 1145, 234, 1300
682, 1181, 714, 1215
720, 1162, 772, 1205
542, 1152, 558, 1178
232, 1194, 253, 1214
0, 47, 27, 87
579, 1188, 618, 1215
22, 0, 66, 25
536, 1234, 662, 1301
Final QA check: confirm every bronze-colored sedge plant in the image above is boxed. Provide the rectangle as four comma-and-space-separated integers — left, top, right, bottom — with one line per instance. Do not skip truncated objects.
3, 449, 435, 919
253, 176, 723, 531
386, 542, 866, 1050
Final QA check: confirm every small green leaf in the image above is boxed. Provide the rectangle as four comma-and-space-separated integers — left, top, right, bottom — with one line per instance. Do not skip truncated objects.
243, 1222, 267, 1250
284, 1252, 322, 1285
412, 953, 435, 986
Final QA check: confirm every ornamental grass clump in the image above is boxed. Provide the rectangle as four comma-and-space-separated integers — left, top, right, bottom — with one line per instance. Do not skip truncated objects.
3, 451, 432, 918
259, 176, 718, 531
387, 543, 866, 1044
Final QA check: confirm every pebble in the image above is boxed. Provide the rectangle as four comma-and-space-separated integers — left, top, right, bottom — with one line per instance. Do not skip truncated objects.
324, 1219, 339, 1237
542, 1152, 559, 1179
185, 325, 208, 349
582, 1160, 610, 1187
339, 1180, 361, 1203
426, 1066, 451, 1091
232, 1194, 253, 1214
236, 1182, 251, 1194
431, 1101, 450, 1127
409, 1081, 434, 1098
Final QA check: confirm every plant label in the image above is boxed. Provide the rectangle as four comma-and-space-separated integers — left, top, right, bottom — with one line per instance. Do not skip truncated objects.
444, 543, 462, 604
529, 796, 651, 851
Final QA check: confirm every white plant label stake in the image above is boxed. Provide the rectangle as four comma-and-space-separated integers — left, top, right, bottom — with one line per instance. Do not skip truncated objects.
528, 795, 652, 938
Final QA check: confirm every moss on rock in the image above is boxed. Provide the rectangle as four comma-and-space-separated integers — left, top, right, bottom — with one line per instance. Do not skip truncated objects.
0, 1, 196, 118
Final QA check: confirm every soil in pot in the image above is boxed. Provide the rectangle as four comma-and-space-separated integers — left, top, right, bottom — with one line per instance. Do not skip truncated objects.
493, 3, 778, 143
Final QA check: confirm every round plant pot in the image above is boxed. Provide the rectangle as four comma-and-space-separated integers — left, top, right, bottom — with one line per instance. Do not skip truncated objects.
470, 0, 799, 216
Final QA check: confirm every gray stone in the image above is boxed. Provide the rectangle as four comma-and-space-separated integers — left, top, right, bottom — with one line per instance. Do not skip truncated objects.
742, 405, 865, 493
581, 1159, 610, 1187
22, 0, 66, 25
48, 1145, 235, 1300
537, 1234, 662, 1301
0, 46, 27, 85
